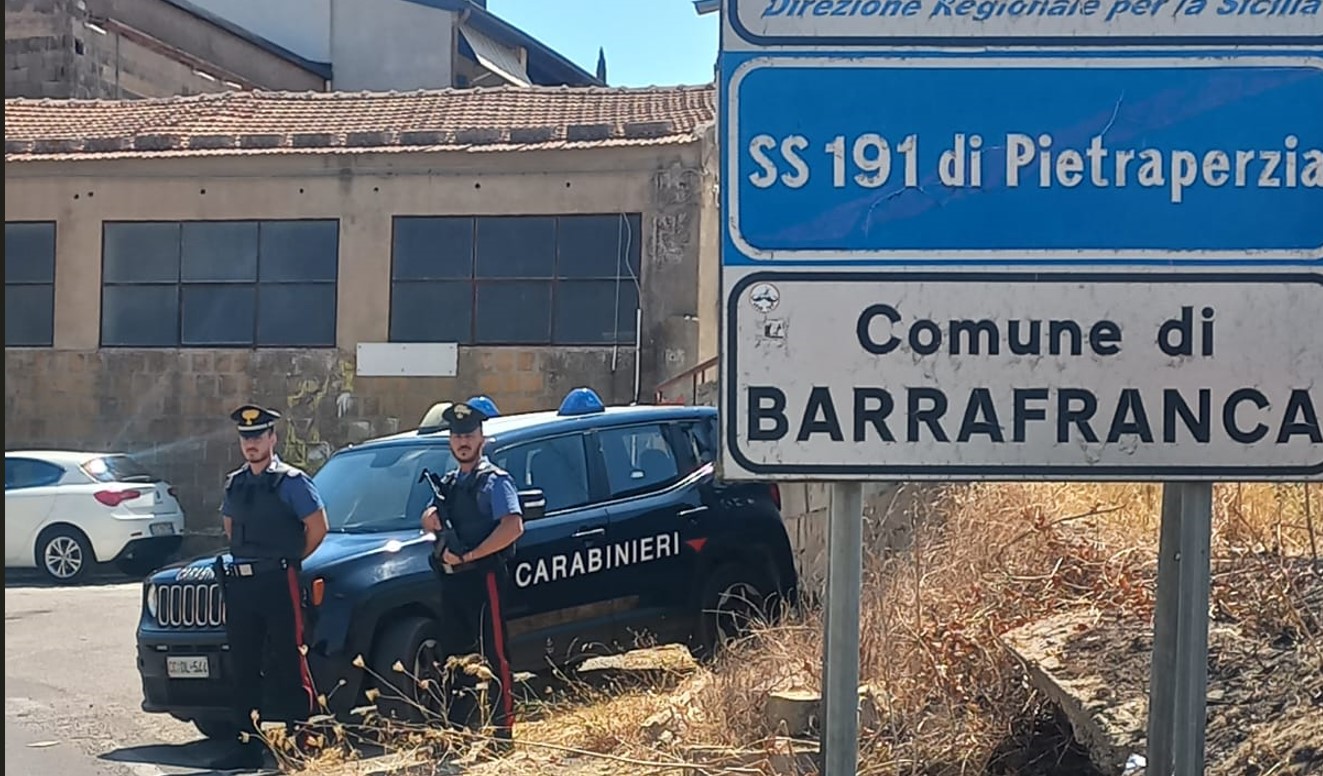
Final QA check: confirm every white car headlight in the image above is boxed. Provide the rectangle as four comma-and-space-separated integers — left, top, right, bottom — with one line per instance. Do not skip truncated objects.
146, 583, 158, 617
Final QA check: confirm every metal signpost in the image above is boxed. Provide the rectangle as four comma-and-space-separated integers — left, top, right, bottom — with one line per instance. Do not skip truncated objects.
714, 2, 1322, 774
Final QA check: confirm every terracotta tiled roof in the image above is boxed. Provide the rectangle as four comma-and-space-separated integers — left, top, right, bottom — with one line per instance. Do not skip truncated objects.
3, 84, 716, 161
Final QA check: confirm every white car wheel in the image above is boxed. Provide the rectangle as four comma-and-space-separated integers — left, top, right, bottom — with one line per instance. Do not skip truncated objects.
36, 528, 94, 584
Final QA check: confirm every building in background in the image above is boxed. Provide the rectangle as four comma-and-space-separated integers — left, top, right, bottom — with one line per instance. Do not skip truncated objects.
5, 0, 603, 100
3, 84, 718, 539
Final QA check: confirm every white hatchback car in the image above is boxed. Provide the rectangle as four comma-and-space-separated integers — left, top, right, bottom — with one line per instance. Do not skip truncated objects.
5, 450, 187, 584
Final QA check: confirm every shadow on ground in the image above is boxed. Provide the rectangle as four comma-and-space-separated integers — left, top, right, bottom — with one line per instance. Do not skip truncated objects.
98, 737, 235, 774
3, 567, 142, 589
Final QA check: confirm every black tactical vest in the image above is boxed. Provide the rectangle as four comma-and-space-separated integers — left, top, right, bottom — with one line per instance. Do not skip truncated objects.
440, 461, 507, 555
225, 461, 306, 562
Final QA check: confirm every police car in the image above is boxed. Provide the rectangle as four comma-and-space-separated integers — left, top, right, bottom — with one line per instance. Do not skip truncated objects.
135, 388, 797, 737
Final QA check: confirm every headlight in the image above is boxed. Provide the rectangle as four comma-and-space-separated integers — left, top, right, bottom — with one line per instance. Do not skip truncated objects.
146, 583, 158, 617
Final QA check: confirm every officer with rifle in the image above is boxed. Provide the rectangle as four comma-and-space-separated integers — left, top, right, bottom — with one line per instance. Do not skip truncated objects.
418, 399, 523, 750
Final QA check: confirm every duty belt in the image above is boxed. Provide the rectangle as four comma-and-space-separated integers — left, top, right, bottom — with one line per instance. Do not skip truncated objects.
222, 557, 293, 577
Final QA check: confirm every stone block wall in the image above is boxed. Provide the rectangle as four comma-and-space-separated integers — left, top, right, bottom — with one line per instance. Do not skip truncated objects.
5, 0, 320, 99
4, 346, 638, 544
5, 0, 81, 98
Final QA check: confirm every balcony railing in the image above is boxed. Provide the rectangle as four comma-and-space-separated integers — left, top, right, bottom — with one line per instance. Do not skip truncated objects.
653, 356, 718, 405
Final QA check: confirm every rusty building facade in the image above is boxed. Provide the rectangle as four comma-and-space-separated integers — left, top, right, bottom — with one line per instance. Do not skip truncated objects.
3, 85, 720, 542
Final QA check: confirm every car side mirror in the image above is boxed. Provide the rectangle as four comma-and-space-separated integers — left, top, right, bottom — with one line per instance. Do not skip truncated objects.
518, 488, 546, 521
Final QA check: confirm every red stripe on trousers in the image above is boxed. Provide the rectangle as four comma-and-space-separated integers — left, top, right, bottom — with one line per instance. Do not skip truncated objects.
484, 570, 515, 727
285, 567, 316, 715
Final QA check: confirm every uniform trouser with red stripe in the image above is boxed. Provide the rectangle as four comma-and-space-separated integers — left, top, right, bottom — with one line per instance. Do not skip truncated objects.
439, 561, 516, 739
222, 566, 317, 746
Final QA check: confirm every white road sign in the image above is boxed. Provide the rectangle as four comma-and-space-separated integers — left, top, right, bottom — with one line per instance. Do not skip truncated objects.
724, 271, 1322, 480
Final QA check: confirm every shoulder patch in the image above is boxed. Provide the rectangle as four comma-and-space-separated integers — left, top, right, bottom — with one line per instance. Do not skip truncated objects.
476, 460, 511, 480
269, 460, 306, 478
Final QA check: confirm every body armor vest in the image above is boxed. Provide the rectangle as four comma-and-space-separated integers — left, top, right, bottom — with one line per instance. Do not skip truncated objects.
440, 461, 508, 556
225, 461, 306, 562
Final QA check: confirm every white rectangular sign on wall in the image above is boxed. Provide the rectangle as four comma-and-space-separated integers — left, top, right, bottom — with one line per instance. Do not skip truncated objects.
355, 342, 458, 377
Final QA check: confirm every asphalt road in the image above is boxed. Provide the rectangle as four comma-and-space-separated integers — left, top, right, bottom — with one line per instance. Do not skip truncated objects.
4, 570, 242, 776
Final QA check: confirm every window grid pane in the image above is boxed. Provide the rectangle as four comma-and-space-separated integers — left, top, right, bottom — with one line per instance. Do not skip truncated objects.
392, 217, 474, 280
5, 222, 57, 284
388, 214, 642, 346
5, 221, 57, 347
100, 219, 338, 348
5, 284, 55, 347
103, 221, 181, 283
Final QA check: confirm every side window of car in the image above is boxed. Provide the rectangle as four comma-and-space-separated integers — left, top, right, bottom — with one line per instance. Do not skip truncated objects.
596, 424, 681, 498
676, 419, 717, 469
5, 459, 63, 490
490, 434, 592, 516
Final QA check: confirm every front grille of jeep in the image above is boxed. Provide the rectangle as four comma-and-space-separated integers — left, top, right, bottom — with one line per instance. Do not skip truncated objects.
156, 582, 226, 628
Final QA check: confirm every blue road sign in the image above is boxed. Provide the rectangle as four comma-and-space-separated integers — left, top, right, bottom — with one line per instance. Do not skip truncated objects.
724, 53, 1323, 264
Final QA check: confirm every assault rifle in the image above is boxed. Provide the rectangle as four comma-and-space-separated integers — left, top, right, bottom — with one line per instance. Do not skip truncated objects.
418, 467, 470, 574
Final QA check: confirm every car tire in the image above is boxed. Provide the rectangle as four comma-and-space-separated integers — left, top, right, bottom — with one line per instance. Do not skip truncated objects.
690, 561, 776, 662
191, 715, 241, 742
35, 525, 94, 585
368, 616, 448, 727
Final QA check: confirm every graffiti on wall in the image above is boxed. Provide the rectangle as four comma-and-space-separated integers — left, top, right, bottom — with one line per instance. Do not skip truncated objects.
652, 161, 701, 266
280, 356, 356, 472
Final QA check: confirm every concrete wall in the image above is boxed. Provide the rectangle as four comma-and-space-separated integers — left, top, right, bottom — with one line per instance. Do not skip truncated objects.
694, 121, 721, 365
330, 0, 454, 92
91, 0, 325, 90
5, 0, 324, 100
4, 143, 715, 546
77, 21, 234, 98
187, 0, 330, 63
778, 482, 927, 600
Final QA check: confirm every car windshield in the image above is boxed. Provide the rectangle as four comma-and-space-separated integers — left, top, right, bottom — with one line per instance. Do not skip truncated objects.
314, 443, 457, 533
82, 454, 162, 484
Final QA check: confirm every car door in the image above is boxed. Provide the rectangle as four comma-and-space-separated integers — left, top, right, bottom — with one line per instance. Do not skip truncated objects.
5, 458, 64, 566
487, 431, 619, 666
595, 421, 707, 649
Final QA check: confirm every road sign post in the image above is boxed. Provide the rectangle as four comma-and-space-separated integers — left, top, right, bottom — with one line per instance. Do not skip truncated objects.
715, 1, 1321, 773
822, 482, 863, 775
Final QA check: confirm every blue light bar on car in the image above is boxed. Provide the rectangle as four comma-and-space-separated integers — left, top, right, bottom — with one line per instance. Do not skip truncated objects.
466, 395, 501, 418
558, 387, 606, 416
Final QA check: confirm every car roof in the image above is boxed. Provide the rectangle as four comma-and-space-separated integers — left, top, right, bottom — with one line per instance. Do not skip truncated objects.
347, 402, 716, 452
4, 450, 118, 466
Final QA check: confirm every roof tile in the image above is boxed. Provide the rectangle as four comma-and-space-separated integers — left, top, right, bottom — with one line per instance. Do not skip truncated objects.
4, 84, 716, 161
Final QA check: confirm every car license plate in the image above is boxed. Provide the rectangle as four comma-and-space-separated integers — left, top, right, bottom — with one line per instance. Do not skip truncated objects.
149, 522, 175, 537
166, 656, 210, 679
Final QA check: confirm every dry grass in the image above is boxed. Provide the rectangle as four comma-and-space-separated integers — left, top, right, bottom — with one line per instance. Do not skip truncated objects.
279, 481, 1320, 775
655, 481, 1321, 776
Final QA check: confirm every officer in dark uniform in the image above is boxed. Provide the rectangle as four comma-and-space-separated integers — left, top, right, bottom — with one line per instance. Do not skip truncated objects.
212, 404, 329, 771
419, 399, 524, 749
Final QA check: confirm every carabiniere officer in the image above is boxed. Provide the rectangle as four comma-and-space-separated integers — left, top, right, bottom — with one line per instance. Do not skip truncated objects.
213, 404, 329, 771
419, 399, 524, 750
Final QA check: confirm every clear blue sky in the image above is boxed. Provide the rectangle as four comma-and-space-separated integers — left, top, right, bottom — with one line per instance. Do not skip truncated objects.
487, 0, 719, 87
